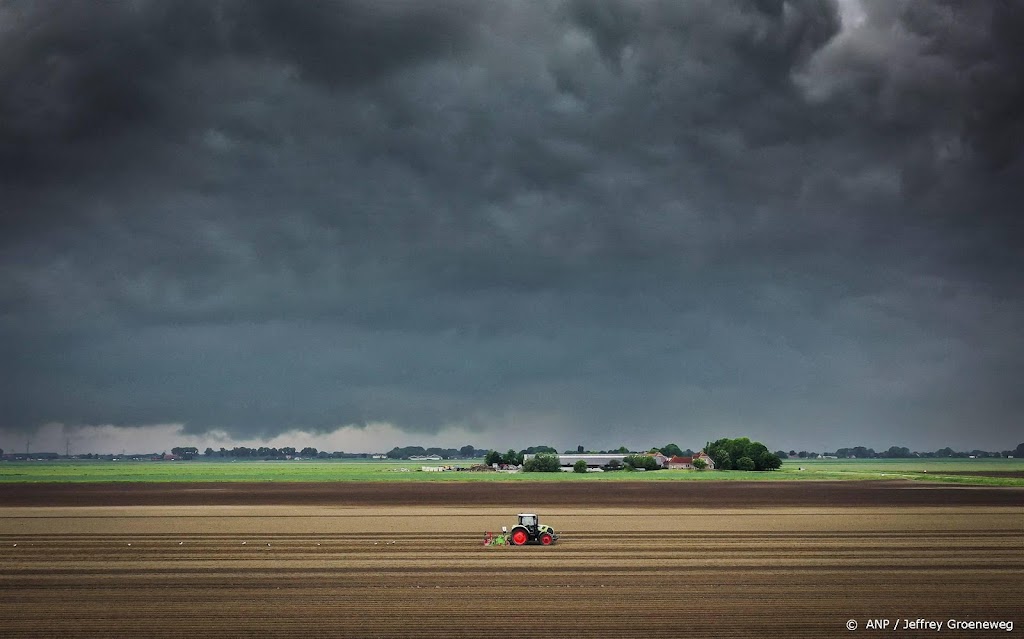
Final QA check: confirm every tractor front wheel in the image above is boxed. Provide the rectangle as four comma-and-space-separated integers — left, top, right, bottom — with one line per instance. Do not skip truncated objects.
511, 528, 529, 546
539, 532, 553, 545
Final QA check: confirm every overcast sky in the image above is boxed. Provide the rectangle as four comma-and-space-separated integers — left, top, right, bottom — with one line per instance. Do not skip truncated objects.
2, 0, 1022, 455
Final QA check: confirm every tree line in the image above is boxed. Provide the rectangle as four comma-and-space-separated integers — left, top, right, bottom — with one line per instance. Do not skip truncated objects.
10, 441, 1023, 461
784, 444, 1024, 459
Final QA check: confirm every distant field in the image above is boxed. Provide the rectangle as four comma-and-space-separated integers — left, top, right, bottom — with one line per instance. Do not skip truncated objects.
1, 457, 1023, 485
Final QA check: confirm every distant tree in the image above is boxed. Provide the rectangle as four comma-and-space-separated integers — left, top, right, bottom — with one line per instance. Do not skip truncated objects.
605, 459, 623, 470
660, 443, 684, 457
503, 449, 524, 466
788, 450, 797, 457
203, 447, 215, 457
623, 454, 659, 471
758, 452, 782, 470
1015, 443, 1024, 458
710, 449, 732, 470
616, 446, 630, 454
299, 447, 318, 457
705, 437, 782, 471
521, 445, 557, 455
836, 446, 876, 459
459, 445, 476, 458
577, 445, 584, 453
573, 460, 588, 473
797, 451, 808, 458
523, 453, 561, 472
171, 447, 198, 458
483, 450, 503, 466
693, 458, 707, 470
736, 456, 756, 471
882, 446, 912, 458
387, 446, 426, 459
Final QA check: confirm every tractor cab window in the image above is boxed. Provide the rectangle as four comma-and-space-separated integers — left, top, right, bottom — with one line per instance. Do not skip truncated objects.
520, 515, 536, 527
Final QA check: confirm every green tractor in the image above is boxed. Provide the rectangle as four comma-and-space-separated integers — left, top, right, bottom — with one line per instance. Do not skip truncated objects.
507, 513, 558, 546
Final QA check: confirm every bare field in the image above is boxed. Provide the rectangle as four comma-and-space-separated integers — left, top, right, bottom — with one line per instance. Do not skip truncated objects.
1, 484, 1021, 638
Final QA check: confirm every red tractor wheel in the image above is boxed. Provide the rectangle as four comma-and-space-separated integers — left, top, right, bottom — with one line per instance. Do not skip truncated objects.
511, 529, 529, 545
539, 532, 553, 545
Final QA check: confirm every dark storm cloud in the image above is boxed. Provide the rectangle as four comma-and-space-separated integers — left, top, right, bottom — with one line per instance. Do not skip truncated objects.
1, 0, 1022, 451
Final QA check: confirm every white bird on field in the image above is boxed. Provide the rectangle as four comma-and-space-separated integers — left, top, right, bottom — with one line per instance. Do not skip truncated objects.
127, 543, 132, 547
242, 541, 246, 545
179, 542, 184, 546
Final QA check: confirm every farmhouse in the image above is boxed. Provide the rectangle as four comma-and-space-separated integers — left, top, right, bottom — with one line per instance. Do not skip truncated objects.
646, 451, 670, 467
668, 456, 693, 469
667, 452, 715, 470
694, 451, 715, 469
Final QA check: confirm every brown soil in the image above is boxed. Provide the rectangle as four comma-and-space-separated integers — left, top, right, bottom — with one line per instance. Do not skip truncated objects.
2, 479, 1023, 507
1, 484, 1021, 638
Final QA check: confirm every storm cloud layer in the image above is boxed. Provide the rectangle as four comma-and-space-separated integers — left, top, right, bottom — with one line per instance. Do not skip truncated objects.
1, 0, 1022, 451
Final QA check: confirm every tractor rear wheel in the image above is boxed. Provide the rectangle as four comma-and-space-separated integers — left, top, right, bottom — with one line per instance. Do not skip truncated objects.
511, 528, 529, 545
539, 532, 553, 545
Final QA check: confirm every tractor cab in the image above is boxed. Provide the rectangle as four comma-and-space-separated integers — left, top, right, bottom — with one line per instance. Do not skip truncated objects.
518, 513, 538, 532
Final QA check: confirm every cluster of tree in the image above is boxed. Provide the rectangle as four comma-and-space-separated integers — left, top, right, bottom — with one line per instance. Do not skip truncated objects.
562, 444, 696, 456
521, 445, 558, 454
653, 444, 695, 457
198, 444, 368, 458
385, 445, 480, 459
200, 446, 319, 459
705, 437, 782, 471
777, 450, 823, 459
565, 445, 631, 454
824, 444, 1024, 459
522, 452, 561, 472
484, 449, 525, 466
623, 454, 660, 470
484, 445, 562, 467
2, 451, 60, 460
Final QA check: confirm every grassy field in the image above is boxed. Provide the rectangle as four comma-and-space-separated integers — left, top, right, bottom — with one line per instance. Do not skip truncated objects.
1, 457, 1022, 485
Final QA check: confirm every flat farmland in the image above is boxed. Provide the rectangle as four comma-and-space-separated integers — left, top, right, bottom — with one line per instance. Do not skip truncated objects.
1, 483, 1021, 638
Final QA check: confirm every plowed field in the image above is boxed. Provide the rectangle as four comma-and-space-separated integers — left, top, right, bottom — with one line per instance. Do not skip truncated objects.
1, 483, 1021, 638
